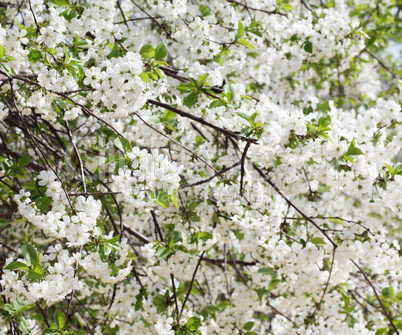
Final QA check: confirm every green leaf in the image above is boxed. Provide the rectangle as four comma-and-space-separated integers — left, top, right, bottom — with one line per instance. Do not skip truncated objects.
199, 4, 212, 16
304, 41, 313, 53
249, 29, 262, 37
385, 163, 395, 176
4, 261, 29, 271
139, 44, 155, 59
316, 131, 332, 142
249, 112, 257, 125
317, 115, 331, 129
54, 310, 66, 329
238, 39, 254, 51
236, 112, 250, 121
105, 154, 124, 164
317, 101, 330, 112
163, 110, 176, 121
135, 292, 143, 311
64, 45, 69, 63
155, 42, 168, 61
28, 50, 42, 63
107, 44, 120, 59
329, 218, 343, 225
311, 237, 326, 245
126, 250, 137, 260
19, 304, 35, 313
177, 82, 194, 93
197, 232, 212, 241
197, 73, 209, 87
3, 304, 14, 314
186, 317, 201, 331
195, 135, 205, 145
243, 321, 255, 330
42, 329, 58, 335
139, 72, 152, 84
249, 16, 257, 30
170, 194, 178, 207
114, 137, 131, 153
4, 56, 15, 62
13, 297, 25, 311
28, 269, 43, 281
0, 45, 5, 58
153, 293, 168, 313
183, 92, 199, 107
19, 317, 30, 334
257, 267, 275, 276
375, 328, 387, 335
236, 21, 245, 39
209, 100, 227, 108
156, 247, 170, 258
21, 244, 39, 266
19, 153, 31, 167
346, 139, 363, 156
35, 196, 50, 212
98, 244, 110, 262
51, 0, 70, 6
382, 287, 394, 299
156, 190, 170, 208
280, 3, 295, 11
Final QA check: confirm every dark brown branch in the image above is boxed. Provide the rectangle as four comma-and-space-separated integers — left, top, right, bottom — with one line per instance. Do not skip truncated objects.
180, 161, 241, 189
239, 140, 251, 196
171, 274, 179, 319
180, 251, 205, 315
351, 260, 399, 334
364, 48, 402, 80
65, 121, 87, 194
253, 163, 338, 249
133, 111, 219, 173
86, 283, 118, 334
226, 0, 287, 16
151, 210, 164, 241
147, 99, 257, 143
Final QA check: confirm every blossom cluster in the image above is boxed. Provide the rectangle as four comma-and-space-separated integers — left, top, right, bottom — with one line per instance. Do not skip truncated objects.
0, 0, 401, 334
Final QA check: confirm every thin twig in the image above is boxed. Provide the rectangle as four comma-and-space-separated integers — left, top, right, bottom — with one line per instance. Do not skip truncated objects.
147, 99, 257, 143
351, 260, 399, 334
134, 111, 220, 174
253, 163, 338, 249
65, 121, 87, 194
180, 251, 205, 315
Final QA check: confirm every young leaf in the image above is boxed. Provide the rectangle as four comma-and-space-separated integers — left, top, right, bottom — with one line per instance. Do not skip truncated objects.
183, 92, 199, 107
243, 321, 255, 330
21, 244, 39, 266
4, 261, 30, 271
209, 100, 227, 108
238, 39, 254, 51
114, 137, 131, 153
51, 0, 70, 6
139, 44, 155, 59
54, 310, 66, 329
156, 190, 170, 208
0, 45, 5, 58
139, 72, 152, 84
35, 196, 50, 212
28, 50, 42, 63
163, 110, 176, 121
155, 42, 168, 61
186, 317, 201, 331
236, 21, 245, 39
304, 41, 313, 53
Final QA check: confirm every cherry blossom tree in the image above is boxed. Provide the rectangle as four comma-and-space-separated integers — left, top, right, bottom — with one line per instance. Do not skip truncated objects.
0, 0, 402, 334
